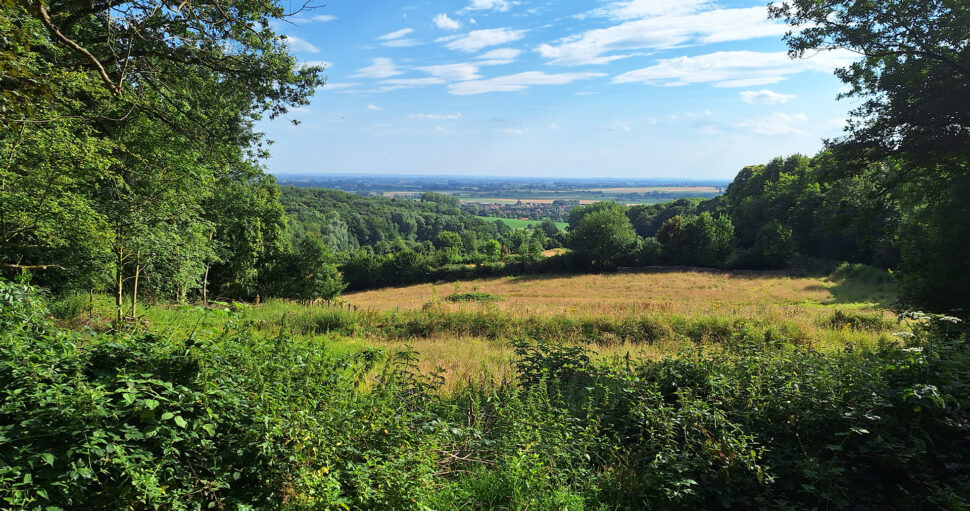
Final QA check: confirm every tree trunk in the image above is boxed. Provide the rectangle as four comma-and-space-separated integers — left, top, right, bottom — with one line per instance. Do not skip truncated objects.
202, 264, 210, 307
114, 253, 124, 327
130, 249, 140, 318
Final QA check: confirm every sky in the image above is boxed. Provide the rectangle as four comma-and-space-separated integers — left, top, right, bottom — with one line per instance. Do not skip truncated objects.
259, 0, 859, 180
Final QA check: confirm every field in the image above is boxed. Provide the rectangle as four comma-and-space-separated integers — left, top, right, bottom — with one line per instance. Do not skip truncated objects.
478, 216, 569, 230
78, 268, 899, 387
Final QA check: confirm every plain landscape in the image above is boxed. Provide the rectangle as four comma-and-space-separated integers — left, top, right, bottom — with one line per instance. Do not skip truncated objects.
3, 0, 970, 510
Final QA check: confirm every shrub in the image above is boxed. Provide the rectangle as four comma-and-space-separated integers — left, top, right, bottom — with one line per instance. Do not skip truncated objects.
822, 309, 894, 331
49, 292, 89, 320
445, 292, 505, 303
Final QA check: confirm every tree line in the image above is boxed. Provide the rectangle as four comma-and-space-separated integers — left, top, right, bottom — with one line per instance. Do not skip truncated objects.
3, 0, 968, 315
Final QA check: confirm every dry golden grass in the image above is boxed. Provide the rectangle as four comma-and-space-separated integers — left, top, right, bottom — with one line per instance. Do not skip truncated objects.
345, 271, 890, 320
337, 271, 897, 387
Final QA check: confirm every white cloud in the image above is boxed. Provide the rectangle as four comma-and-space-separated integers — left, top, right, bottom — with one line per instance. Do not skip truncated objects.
411, 113, 463, 119
613, 50, 855, 87
378, 77, 446, 90
538, 6, 788, 66
382, 39, 422, 48
734, 112, 809, 135
367, 104, 382, 110
284, 36, 320, 53
443, 28, 526, 52
433, 13, 462, 30
320, 82, 357, 91
477, 48, 521, 64
312, 14, 338, 22
582, 0, 711, 20
462, 0, 512, 13
352, 58, 403, 79
740, 89, 796, 104
448, 71, 605, 95
379, 28, 415, 40
419, 63, 482, 81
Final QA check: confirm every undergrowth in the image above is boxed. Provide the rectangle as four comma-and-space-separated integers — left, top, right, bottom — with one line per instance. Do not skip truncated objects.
3, 279, 968, 509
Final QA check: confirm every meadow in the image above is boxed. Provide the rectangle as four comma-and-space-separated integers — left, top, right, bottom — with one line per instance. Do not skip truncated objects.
63, 265, 899, 387
477, 216, 570, 230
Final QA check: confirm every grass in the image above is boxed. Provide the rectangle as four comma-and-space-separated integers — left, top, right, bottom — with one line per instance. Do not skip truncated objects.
62, 268, 898, 389
478, 216, 569, 230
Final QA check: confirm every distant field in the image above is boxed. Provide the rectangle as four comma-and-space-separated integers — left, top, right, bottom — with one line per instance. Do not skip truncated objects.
584, 186, 722, 193
478, 216, 569, 230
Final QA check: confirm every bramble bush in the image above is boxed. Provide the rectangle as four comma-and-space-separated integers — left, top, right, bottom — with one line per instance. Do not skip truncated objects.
2, 279, 969, 509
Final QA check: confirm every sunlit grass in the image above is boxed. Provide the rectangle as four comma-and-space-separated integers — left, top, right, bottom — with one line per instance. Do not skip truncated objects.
66, 269, 899, 389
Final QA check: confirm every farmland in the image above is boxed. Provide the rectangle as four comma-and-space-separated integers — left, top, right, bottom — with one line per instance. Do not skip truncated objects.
478, 216, 569, 230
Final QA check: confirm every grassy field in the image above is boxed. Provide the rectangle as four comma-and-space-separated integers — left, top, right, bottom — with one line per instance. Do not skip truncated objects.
66, 267, 898, 388
478, 216, 569, 230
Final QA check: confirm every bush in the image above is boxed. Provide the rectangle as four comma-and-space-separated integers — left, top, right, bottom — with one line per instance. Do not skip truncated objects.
445, 292, 505, 303
48, 292, 89, 320
822, 309, 894, 331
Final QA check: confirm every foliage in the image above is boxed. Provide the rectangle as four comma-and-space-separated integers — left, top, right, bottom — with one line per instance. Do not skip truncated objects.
769, 0, 970, 312
567, 203, 639, 269
445, 292, 505, 303
2, 280, 968, 509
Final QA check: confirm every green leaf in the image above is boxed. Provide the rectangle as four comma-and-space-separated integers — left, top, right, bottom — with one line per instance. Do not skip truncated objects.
202, 423, 216, 436
40, 453, 54, 466
174, 416, 188, 428
161, 412, 174, 421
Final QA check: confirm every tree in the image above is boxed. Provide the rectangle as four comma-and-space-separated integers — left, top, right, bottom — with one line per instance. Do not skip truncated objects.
657, 213, 735, 268
269, 237, 344, 303
567, 205, 638, 269
770, 0, 970, 311
481, 240, 502, 262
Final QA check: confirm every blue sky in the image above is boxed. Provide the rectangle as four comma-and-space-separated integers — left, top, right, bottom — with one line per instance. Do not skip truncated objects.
259, 0, 857, 180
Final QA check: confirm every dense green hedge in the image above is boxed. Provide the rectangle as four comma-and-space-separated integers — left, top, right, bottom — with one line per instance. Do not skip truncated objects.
2, 280, 968, 509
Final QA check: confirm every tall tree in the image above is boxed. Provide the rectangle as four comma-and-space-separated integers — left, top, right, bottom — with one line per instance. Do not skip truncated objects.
770, 0, 970, 311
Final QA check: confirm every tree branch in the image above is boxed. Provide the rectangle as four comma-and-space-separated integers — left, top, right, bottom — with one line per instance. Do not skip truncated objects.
1, 263, 66, 271
34, 0, 121, 96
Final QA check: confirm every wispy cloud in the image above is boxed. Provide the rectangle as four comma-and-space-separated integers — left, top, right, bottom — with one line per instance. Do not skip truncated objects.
367, 104, 382, 110
580, 0, 710, 20
613, 50, 854, 87
320, 82, 358, 91
433, 13, 462, 30
538, 6, 788, 66
378, 28, 421, 47
411, 112, 463, 119
449, 71, 605, 95
442, 28, 526, 52
382, 38, 423, 48
419, 63, 482, 81
740, 89, 796, 104
378, 77, 446, 91
312, 14, 338, 22
379, 28, 415, 40
461, 0, 513, 13
284, 35, 319, 53
352, 58, 403, 79
477, 48, 521, 65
